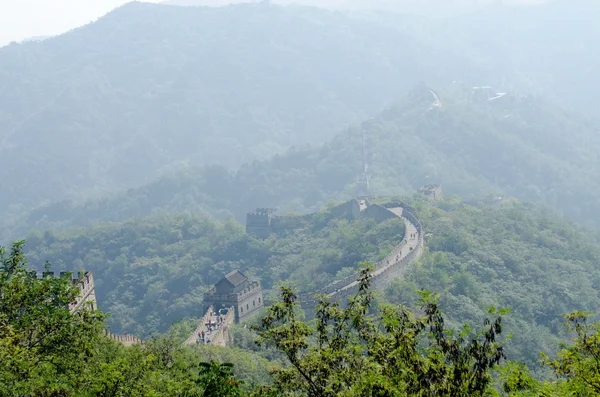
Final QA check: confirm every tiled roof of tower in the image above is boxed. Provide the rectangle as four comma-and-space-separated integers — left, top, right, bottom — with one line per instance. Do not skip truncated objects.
224, 270, 248, 287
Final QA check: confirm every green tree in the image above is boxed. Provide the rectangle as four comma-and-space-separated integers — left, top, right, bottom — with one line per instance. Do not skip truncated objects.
0, 241, 257, 396
196, 361, 243, 397
254, 265, 506, 396
541, 311, 600, 396
0, 241, 106, 396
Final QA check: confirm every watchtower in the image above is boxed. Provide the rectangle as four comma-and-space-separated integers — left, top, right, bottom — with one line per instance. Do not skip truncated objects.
419, 184, 444, 201
40, 271, 97, 313
204, 270, 264, 323
246, 208, 277, 239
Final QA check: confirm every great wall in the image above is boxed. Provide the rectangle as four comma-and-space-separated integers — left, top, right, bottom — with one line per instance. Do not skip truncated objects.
297, 199, 424, 306
57, 196, 426, 348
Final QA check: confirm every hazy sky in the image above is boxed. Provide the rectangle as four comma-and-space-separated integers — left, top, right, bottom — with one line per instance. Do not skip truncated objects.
0, 0, 160, 45
0, 0, 549, 46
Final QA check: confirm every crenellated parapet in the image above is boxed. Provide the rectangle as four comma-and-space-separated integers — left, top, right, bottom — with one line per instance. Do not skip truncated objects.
39, 270, 98, 313
204, 270, 264, 323
246, 198, 374, 239
299, 202, 424, 307
104, 330, 143, 347
246, 208, 278, 238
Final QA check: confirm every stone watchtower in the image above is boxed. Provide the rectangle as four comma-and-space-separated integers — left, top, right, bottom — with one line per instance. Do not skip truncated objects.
246, 208, 277, 239
419, 184, 444, 201
204, 270, 264, 323
41, 271, 98, 313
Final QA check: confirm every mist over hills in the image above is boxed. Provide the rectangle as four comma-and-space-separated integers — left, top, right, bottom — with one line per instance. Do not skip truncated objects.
1, 0, 599, 224
432, 0, 600, 113
7, 83, 600, 243
163, 0, 549, 15
0, 1, 494, 216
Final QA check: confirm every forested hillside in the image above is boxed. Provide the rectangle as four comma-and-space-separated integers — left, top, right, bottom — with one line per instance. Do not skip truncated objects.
0, 1, 490, 215
17, 195, 600, 371
8, 238, 600, 396
8, 83, 600, 243
4, 0, 599, 221
22, 207, 404, 335
386, 197, 600, 371
4, 1, 600, 394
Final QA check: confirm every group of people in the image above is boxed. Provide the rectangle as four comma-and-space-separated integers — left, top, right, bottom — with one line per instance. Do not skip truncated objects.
196, 329, 209, 345
195, 312, 227, 345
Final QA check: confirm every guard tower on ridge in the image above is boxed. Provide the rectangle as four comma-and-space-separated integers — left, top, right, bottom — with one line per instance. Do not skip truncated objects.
245, 208, 277, 239
204, 270, 264, 323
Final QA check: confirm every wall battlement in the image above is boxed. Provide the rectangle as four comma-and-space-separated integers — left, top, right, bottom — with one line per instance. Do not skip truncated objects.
204, 272, 264, 323
104, 330, 143, 347
38, 271, 145, 347
246, 198, 376, 239
39, 270, 98, 313
299, 202, 424, 307
246, 208, 278, 238
245, 198, 423, 307
419, 184, 443, 201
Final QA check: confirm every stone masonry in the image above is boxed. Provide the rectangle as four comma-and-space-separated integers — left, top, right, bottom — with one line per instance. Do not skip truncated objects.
204, 270, 264, 323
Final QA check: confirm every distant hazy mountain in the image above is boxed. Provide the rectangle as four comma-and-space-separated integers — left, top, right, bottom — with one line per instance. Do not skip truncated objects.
9, 83, 600, 242
1, 0, 599, 224
21, 35, 52, 43
0, 2, 484, 215
434, 0, 600, 112
163, 0, 346, 8
162, 0, 546, 15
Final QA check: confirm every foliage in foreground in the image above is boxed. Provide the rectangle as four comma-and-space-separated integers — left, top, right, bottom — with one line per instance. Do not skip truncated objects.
21, 210, 403, 336
254, 266, 506, 396
5, 240, 600, 396
0, 241, 262, 396
254, 265, 600, 396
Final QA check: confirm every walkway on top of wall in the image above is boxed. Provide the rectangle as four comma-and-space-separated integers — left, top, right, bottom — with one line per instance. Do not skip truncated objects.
329, 207, 420, 296
297, 204, 424, 306
183, 306, 235, 347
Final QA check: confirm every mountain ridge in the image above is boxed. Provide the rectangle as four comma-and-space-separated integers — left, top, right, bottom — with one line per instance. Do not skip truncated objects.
5, 82, 600, 243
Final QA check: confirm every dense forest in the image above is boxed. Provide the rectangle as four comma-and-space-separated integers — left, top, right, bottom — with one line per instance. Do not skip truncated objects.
21, 204, 404, 335
385, 197, 600, 370
4, 241, 600, 396
15, 196, 600, 372
6, 82, 600, 245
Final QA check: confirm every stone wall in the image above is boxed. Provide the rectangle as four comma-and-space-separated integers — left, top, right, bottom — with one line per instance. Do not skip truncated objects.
270, 214, 312, 234
328, 199, 362, 220
300, 205, 423, 308
382, 201, 417, 216
183, 305, 215, 346
204, 280, 264, 323
69, 272, 97, 313
210, 308, 236, 347
237, 285, 264, 322
39, 271, 98, 314
360, 204, 397, 223
246, 208, 277, 238
105, 330, 143, 347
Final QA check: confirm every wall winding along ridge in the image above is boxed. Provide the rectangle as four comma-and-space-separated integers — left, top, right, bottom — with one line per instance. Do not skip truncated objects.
183, 305, 236, 347
300, 201, 424, 307
70, 200, 423, 347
